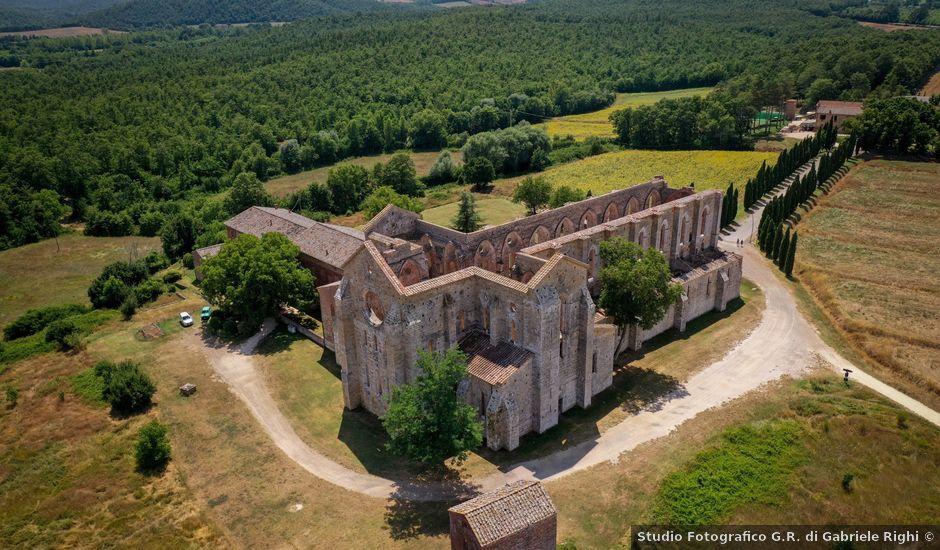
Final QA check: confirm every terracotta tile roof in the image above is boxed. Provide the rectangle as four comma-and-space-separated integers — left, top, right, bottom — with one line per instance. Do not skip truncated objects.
449, 481, 555, 546
459, 332, 531, 386
225, 206, 315, 239
293, 223, 364, 268
224, 207, 365, 269
816, 100, 863, 116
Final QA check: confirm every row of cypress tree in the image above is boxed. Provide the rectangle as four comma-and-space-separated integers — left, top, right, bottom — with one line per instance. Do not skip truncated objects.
720, 183, 739, 227
756, 130, 858, 277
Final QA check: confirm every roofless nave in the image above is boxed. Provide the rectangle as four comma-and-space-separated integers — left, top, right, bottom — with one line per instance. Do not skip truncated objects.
195, 177, 742, 451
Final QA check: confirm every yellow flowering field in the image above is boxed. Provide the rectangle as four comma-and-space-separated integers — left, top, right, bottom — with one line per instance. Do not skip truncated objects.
541, 149, 778, 195
537, 87, 713, 139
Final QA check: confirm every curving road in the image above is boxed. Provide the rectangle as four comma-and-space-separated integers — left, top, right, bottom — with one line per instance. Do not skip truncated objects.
193, 160, 940, 501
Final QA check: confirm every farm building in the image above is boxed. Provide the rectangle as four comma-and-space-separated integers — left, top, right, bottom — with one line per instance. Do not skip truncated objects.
815, 100, 863, 131
448, 481, 557, 550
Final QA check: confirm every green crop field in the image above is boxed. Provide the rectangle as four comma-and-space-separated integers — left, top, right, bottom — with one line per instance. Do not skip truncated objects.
537, 87, 713, 139
540, 149, 777, 196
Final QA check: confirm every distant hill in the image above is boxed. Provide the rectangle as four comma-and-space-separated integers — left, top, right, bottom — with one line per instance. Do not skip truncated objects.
0, 0, 407, 31
79, 0, 404, 29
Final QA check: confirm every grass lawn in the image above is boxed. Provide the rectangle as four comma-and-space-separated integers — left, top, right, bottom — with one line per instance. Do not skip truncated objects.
536, 87, 713, 139
791, 158, 940, 409
531, 149, 777, 198
0, 233, 160, 328
264, 150, 463, 198
549, 371, 940, 548
420, 196, 526, 228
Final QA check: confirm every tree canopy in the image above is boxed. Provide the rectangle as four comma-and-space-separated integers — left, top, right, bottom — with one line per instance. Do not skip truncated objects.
201, 232, 316, 335
451, 192, 482, 233
512, 175, 552, 215
597, 238, 682, 345
382, 348, 483, 465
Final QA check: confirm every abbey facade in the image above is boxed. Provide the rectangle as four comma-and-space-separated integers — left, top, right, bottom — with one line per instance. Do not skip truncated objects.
202, 177, 742, 452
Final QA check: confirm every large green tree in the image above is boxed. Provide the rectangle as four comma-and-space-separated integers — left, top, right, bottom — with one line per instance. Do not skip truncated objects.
597, 238, 682, 349
451, 192, 482, 233
512, 176, 552, 215
361, 186, 423, 219
373, 153, 421, 196
382, 348, 483, 465
225, 172, 273, 216
201, 233, 316, 335
326, 164, 371, 214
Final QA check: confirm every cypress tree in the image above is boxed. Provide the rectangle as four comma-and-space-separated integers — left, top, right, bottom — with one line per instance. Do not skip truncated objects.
784, 231, 797, 277
732, 187, 739, 220
777, 228, 790, 268
768, 224, 781, 259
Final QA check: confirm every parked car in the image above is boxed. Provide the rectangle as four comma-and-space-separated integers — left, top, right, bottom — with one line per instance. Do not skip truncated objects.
200, 306, 212, 322
179, 312, 194, 327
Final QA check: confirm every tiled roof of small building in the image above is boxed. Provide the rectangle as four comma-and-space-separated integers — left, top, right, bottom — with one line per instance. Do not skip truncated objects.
459, 332, 531, 386
449, 481, 556, 546
817, 100, 863, 116
193, 243, 222, 261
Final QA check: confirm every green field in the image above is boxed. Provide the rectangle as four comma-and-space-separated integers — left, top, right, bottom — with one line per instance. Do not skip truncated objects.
539, 149, 777, 196
537, 87, 713, 139
420, 196, 525, 228
265, 150, 463, 198
0, 234, 161, 328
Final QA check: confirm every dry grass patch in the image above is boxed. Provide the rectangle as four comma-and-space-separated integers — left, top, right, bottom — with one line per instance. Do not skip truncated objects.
0, 233, 160, 327
794, 159, 940, 407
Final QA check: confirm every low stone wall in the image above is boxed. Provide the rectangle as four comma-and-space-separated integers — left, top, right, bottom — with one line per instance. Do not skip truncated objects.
278, 314, 333, 351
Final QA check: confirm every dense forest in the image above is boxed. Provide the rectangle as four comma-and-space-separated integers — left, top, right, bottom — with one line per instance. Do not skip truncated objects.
2, 0, 940, 251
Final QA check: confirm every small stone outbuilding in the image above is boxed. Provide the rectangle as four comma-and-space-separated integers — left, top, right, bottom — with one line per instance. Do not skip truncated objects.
448, 481, 556, 550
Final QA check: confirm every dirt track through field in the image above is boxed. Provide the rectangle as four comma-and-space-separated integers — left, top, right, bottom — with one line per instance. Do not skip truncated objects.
195, 156, 940, 500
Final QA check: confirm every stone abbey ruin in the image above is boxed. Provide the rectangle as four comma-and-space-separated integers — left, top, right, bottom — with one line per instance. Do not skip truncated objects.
197, 178, 742, 451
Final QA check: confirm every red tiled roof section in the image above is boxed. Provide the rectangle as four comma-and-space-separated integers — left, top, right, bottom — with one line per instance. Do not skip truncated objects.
816, 100, 863, 116
225, 206, 315, 239
459, 332, 531, 386
449, 481, 556, 546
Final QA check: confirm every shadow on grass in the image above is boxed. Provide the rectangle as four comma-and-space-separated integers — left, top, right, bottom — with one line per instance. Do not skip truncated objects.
385, 467, 477, 540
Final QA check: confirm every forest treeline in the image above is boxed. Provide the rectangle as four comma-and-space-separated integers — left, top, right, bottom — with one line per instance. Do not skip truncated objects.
3, 0, 940, 250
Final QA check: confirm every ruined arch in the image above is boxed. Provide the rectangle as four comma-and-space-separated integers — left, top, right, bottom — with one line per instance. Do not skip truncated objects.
646, 188, 661, 208
363, 290, 384, 323
637, 227, 650, 248
443, 241, 458, 274
555, 217, 575, 238
474, 239, 498, 272
678, 212, 692, 257
699, 206, 711, 250
603, 202, 620, 222
586, 246, 598, 281
529, 225, 552, 246
501, 231, 524, 272
657, 220, 670, 254
580, 209, 597, 229
626, 196, 641, 215
419, 234, 439, 276
398, 259, 422, 286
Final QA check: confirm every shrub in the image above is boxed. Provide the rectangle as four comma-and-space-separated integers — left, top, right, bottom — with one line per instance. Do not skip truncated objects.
88, 261, 149, 308
95, 360, 156, 414
120, 295, 138, 320
897, 412, 909, 430
143, 250, 170, 274
134, 278, 167, 304
181, 253, 194, 269
136, 420, 171, 473
84, 209, 133, 237
162, 271, 182, 284
138, 210, 165, 237
5, 386, 17, 409
842, 473, 855, 493
45, 318, 80, 350
3, 304, 88, 340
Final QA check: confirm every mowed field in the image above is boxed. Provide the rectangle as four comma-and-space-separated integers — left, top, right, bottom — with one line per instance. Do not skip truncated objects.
0, 233, 160, 327
796, 159, 940, 404
536, 87, 713, 139
420, 196, 525, 228
0, 27, 123, 38
265, 150, 463, 198
537, 149, 777, 197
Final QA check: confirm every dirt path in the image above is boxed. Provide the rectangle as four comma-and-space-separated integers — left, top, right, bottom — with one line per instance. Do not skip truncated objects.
194, 159, 940, 500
